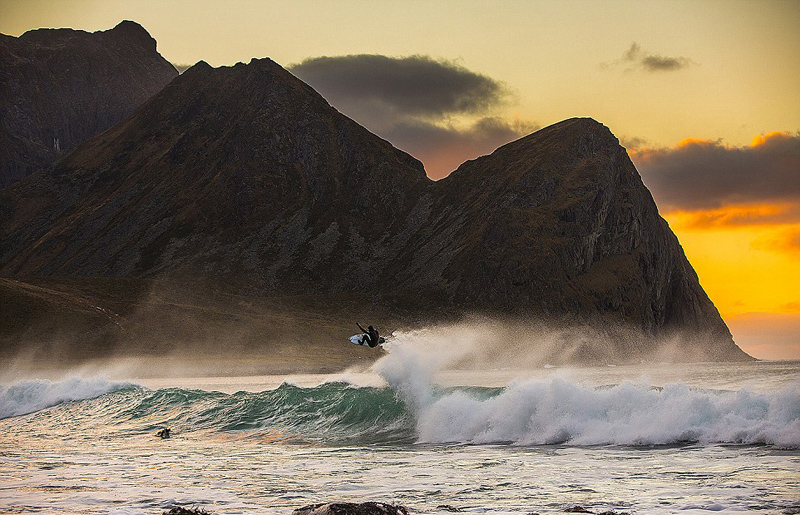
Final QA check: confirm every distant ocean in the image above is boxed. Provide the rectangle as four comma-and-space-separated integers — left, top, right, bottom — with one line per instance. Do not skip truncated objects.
1, 332, 799, 515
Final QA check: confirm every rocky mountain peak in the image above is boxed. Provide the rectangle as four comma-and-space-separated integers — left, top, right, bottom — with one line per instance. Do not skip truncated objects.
0, 54, 750, 363
106, 20, 157, 49
0, 21, 177, 187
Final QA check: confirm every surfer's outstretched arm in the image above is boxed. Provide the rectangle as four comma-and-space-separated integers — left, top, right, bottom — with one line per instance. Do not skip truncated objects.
356, 322, 367, 333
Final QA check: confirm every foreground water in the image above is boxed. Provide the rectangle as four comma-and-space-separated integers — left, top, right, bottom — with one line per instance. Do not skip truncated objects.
1, 334, 799, 514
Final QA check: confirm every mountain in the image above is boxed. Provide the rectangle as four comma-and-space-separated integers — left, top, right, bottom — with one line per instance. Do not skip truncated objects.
0, 59, 427, 287
431, 119, 724, 332
0, 20, 178, 187
0, 58, 751, 363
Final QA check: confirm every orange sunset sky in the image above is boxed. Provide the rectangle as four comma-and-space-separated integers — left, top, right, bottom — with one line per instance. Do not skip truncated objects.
2, 0, 798, 359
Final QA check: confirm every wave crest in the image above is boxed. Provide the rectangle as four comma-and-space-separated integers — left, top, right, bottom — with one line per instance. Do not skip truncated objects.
375, 331, 800, 448
415, 378, 800, 447
0, 376, 132, 418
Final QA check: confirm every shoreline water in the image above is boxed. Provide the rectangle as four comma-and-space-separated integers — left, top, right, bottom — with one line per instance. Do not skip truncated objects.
1, 351, 798, 515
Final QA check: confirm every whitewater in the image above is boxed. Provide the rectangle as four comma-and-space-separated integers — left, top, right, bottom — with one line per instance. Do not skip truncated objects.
1, 331, 799, 514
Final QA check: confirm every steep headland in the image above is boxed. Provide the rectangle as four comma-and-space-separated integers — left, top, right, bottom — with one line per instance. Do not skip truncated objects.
0, 56, 751, 364
0, 20, 178, 187
423, 118, 740, 358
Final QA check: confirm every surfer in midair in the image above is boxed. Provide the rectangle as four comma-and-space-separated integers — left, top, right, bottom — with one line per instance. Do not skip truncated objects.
356, 323, 381, 348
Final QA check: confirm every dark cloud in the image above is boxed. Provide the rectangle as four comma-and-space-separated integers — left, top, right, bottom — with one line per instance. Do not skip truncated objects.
387, 117, 536, 155
289, 54, 510, 121
641, 55, 690, 72
386, 117, 539, 179
631, 131, 800, 212
617, 42, 693, 72
289, 54, 537, 178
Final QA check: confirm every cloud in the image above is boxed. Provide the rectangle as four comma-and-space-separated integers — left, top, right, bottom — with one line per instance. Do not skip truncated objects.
386, 117, 537, 155
289, 54, 537, 178
752, 227, 800, 256
613, 42, 694, 72
620, 135, 651, 150
290, 54, 510, 122
631, 131, 800, 212
386, 117, 539, 179
666, 204, 800, 229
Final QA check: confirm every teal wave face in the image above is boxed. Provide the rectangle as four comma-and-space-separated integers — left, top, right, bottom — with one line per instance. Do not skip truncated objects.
108, 382, 418, 444
5, 376, 798, 448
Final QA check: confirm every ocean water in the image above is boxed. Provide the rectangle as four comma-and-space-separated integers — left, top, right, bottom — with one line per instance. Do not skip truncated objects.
1, 331, 799, 515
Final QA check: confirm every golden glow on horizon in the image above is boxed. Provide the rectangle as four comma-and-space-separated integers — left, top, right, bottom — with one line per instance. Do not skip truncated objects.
634, 123, 800, 357
666, 203, 799, 229
664, 211, 800, 319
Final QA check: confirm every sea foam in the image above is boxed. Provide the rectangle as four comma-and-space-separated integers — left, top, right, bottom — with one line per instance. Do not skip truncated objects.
0, 376, 132, 419
375, 331, 800, 448
414, 378, 800, 447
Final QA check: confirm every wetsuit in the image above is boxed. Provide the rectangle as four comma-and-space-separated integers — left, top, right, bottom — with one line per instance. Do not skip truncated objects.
367, 327, 380, 348
357, 323, 380, 347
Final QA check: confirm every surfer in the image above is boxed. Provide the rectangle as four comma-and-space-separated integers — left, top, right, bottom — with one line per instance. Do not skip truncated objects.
356, 323, 380, 348
156, 427, 171, 439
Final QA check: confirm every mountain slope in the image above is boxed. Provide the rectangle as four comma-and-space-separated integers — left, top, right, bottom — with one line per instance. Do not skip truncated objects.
0, 58, 428, 294
0, 20, 178, 187
400, 118, 744, 359
0, 59, 750, 362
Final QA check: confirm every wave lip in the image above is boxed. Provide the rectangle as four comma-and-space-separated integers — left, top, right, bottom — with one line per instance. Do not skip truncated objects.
0, 376, 132, 419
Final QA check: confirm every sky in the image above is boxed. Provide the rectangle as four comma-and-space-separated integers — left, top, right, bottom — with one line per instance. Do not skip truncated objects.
2, 0, 799, 359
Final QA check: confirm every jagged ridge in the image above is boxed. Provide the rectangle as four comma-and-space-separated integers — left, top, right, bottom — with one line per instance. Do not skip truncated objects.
0, 57, 750, 362
0, 20, 178, 187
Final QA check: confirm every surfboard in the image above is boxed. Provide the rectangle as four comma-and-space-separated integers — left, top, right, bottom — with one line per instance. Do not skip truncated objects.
349, 334, 386, 347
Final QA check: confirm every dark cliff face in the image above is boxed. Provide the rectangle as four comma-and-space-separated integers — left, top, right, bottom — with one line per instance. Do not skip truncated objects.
0, 20, 178, 187
407, 119, 744, 359
0, 58, 429, 293
0, 59, 750, 361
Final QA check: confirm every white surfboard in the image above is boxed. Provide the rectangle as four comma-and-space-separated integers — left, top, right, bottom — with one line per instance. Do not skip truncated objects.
349, 334, 386, 347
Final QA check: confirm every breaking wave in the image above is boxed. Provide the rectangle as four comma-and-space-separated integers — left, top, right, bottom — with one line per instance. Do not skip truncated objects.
0, 376, 133, 418
376, 333, 800, 448
2, 339, 798, 448
3, 377, 798, 448
414, 378, 800, 447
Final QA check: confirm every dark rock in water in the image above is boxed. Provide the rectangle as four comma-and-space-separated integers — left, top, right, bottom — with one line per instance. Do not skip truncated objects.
293, 502, 408, 515
0, 20, 177, 187
0, 56, 751, 362
563, 506, 629, 515
162, 507, 211, 515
